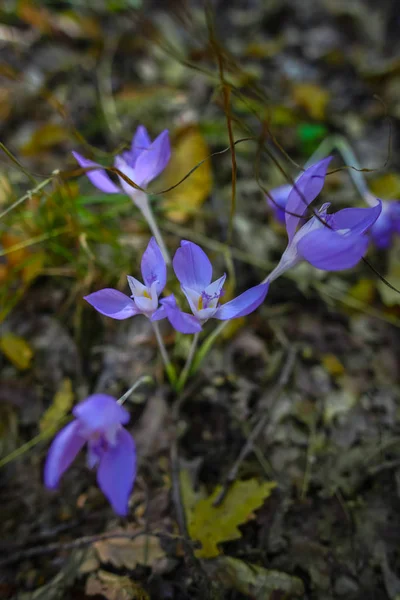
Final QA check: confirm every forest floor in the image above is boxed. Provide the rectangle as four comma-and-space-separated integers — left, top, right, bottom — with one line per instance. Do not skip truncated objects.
0, 1, 400, 599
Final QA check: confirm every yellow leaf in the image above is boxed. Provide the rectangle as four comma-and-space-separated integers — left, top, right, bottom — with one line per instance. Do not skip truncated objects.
347, 278, 376, 305
40, 379, 74, 432
185, 479, 277, 558
292, 83, 330, 120
0, 332, 33, 370
162, 125, 212, 223
22, 251, 46, 284
321, 353, 345, 377
370, 173, 400, 199
20, 123, 70, 156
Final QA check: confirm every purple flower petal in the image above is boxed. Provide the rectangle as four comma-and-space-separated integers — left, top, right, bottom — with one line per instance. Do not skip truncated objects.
297, 228, 369, 270
73, 394, 130, 432
161, 295, 202, 334
285, 157, 332, 243
267, 183, 292, 223
330, 202, 382, 235
173, 241, 213, 292
72, 151, 120, 194
97, 427, 136, 516
214, 282, 269, 320
133, 130, 171, 187
114, 156, 139, 196
141, 237, 167, 295
389, 201, 400, 234
84, 289, 139, 320
44, 420, 85, 489
150, 304, 167, 321
203, 274, 226, 300
129, 125, 152, 164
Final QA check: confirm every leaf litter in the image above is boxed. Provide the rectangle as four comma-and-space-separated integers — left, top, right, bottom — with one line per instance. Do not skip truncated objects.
0, 1, 400, 599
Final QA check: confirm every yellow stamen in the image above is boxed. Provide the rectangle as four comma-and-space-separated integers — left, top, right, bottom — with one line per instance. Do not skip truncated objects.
143, 290, 151, 299
197, 296, 203, 310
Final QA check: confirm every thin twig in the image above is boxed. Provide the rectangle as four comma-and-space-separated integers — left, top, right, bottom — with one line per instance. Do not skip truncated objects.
0, 529, 186, 568
213, 346, 297, 506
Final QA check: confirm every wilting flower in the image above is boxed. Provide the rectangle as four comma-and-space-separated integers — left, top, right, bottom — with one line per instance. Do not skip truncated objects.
369, 199, 400, 249
161, 241, 269, 334
44, 394, 136, 516
266, 157, 382, 281
84, 237, 166, 321
72, 126, 170, 208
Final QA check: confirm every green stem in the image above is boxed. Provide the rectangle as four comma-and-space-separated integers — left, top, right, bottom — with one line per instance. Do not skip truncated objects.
134, 192, 171, 264
305, 135, 377, 206
117, 375, 153, 405
0, 172, 58, 220
151, 321, 177, 386
176, 332, 200, 392
191, 320, 229, 376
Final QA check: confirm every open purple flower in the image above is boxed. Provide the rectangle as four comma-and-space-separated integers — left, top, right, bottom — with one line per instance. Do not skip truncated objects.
73, 126, 172, 263
72, 126, 170, 205
84, 237, 167, 321
267, 157, 382, 281
44, 394, 136, 516
369, 199, 400, 249
160, 241, 269, 334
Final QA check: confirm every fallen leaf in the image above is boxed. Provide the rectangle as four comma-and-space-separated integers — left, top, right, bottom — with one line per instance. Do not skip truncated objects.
324, 389, 358, 424
162, 125, 212, 222
347, 278, 376, 306
321, 353, 345, 377
94, 530, 165, 569
0, 332, 34, 370
86, 570, 149, 600
184, 479, 277, 558
20, 123, 70, 156
1, 232, 31, 268
292, 83, 330, 120
369, 173, 400, 199
205, 556, 304, 599
40, 379, 74, 432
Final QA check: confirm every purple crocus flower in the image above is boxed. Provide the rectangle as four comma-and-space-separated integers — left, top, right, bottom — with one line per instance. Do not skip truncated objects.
160, 241, 269, 334
84, 237, 167, 322
44, 394, 136, 516
369, 199, 400, 249
266, 157, 382, 281
72, 126, 170, 207
266, 183, 292, 224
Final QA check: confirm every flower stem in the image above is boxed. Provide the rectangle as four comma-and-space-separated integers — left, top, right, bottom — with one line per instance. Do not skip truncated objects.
135, 193, 171, 264
191, 321, 229, 375
151, 321, 177, 386
176, 332, 200, 392
305, 135, 377, 207
117, 375, 153, 405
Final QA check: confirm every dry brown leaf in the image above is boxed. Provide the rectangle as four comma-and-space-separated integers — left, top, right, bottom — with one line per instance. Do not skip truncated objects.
162, 125, 212, 223
86, 570, 149, 600
94, 530, 165, 569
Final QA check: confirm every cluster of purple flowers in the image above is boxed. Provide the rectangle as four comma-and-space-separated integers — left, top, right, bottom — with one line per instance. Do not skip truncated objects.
45, 128, 386, 516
